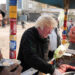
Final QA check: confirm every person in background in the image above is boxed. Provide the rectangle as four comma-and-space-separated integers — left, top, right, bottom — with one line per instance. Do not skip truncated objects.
0, 10, 5, 27
2, 19, 7, 28
68, 26, 75, 49
48, 27, 61, 60
67, 23, 73, 39
21, 21, 25, 29
67, 23, 74, 33
17, 15, 63, 75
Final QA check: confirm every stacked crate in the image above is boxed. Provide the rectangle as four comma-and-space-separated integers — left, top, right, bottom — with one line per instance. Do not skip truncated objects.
9, 0, 17, 59
62, 9, 68, 44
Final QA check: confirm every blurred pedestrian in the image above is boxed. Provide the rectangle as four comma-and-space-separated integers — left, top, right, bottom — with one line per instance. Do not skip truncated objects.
21, 21, 25, 28
67, 24, 73, 33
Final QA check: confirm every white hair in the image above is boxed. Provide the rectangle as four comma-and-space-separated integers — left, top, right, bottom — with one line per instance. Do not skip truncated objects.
35, 15, 57, 29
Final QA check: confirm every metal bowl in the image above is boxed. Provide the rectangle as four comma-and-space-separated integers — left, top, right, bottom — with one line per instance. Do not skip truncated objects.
0, 59, 21, 72
63, 71, 75, 75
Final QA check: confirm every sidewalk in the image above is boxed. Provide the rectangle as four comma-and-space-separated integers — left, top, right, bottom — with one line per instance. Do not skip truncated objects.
0, 22, 35, 59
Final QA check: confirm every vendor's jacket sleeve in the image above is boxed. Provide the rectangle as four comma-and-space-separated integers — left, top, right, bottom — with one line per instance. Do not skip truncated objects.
18, 34, 55, 74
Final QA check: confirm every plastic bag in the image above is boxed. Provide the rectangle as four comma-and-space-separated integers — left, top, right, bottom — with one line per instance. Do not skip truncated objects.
53, 44, 66, 59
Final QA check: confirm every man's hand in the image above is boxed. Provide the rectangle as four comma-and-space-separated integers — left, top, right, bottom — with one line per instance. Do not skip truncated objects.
13, 65, 22, 75
58, 64, 75, 73
0, 64, 22, 75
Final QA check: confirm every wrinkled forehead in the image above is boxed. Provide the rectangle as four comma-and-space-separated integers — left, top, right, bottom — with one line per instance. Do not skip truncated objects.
0, 13, 3, 21
47, 24, 54, 29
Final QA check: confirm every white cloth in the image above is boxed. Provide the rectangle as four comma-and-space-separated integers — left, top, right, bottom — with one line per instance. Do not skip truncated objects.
48, 29, 57, 51
21, 68, 38, 75
53, 69, 63, 75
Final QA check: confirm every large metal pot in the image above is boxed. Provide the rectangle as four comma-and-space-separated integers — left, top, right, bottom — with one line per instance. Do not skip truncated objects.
63, 71, 75, 75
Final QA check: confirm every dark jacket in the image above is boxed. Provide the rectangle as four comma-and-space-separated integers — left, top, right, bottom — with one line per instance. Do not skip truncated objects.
55, 28, 61, 47
17, 27, 55, 74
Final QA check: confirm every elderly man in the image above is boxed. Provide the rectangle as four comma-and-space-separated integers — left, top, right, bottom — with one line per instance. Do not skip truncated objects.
17, 15, 62, 75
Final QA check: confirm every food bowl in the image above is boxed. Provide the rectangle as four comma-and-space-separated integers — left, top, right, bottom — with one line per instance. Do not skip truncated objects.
63, 71, 75, 75
0, 59, 21, 72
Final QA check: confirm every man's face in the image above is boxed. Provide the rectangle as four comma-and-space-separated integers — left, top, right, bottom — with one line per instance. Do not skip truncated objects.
40, 25, 53, 38
0, 13, 3, 21
0, 13, 3, 25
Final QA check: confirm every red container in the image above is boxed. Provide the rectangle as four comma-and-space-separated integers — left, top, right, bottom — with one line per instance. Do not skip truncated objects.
10, 50, 16, 59
10, 19, 17, 35
64, 20, 67, 27
62, 34, 67, 39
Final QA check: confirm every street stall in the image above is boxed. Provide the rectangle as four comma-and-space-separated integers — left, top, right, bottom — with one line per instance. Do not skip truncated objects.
20, 45, 75, 75
55, 49, 75, 75
20, 49, 75, 75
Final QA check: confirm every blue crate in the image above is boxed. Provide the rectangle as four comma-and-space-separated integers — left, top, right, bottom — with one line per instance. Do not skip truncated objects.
9, 0, 17, 6
10, 40, 16, 50
62, 30, 67, 34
